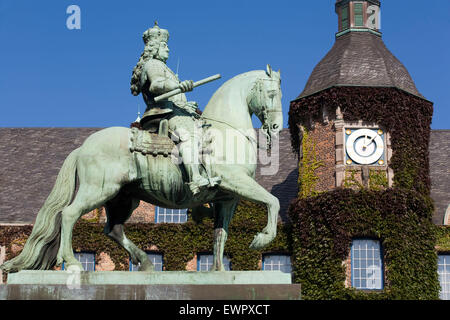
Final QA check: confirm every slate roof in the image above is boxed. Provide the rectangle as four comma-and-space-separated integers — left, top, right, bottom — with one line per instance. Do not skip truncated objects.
429, 130, 450, 225
0, 128, 298, 224
255, 130, 299, 223
2, 127, 446, 225
0, 128, 100, 224
295, 32, 422, 100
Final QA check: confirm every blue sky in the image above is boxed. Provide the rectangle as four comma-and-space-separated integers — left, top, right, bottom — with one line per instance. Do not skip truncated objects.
0, 0, 448, 129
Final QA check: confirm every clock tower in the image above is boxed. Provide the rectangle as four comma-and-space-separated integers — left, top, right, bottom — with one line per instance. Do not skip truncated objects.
288, 0, 436, 299
289, 0, 432, 195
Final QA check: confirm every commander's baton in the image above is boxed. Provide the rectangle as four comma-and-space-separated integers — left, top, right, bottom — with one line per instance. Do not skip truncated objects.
154, 74, 221, 102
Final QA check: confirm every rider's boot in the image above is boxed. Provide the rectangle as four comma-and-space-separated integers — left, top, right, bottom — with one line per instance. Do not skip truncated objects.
187, 163, 210, 196
179, 139, 209, 195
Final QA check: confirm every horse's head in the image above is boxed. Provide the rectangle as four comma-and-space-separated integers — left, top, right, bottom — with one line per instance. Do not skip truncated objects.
247, 65, 283, 148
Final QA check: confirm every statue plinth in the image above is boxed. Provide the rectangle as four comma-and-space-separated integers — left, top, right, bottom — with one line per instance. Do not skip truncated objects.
7, 270, 292, 285
2, 271, 301, 300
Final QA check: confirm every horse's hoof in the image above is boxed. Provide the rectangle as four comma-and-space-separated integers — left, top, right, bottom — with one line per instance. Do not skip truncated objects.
0, 261, 12, 273
211, 264, 225, 272
56, 256, 63, 266
139, 261, 155, 272
66, 263, 84, 272
249, 232, 275, 250
249, 234, 264, 250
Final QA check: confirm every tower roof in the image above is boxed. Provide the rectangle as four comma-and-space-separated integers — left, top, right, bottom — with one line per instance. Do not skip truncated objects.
294, 0, 422, 100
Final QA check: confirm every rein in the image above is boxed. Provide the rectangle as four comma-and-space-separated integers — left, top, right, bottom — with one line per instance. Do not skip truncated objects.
201, 77, 281, 151
200, 115, 259, 150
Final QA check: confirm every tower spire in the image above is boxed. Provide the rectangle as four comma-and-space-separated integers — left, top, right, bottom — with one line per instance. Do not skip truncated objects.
335, 0, 381, 38
135, 104, 141, 122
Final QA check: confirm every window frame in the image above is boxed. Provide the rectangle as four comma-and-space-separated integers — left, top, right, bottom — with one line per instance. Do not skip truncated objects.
350, 238, 384, 291
262, 253, 292, 274
129, 251, 164, 272
196, 253, 231, 272
438, 254, 450, 300
61, 251, 96, 271
341, 5, 350, 31
155, 206, 188, 224
353, 2, 365, 27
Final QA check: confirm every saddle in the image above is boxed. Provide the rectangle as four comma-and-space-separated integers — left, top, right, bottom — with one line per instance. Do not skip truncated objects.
129, 113, 220, 193
129, 117, 175, 157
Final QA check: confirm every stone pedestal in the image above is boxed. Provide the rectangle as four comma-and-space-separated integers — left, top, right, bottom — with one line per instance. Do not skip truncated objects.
1, 270, 301, 300
0, 246, 5, 284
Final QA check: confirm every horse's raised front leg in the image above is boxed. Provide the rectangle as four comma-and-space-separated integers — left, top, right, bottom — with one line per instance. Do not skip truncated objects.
212, 199, 238, 271
218, 173, 280, 250
104, 196, 154, 271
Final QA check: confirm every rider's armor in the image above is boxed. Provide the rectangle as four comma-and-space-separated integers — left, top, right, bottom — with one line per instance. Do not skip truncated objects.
139, 58, 214, 195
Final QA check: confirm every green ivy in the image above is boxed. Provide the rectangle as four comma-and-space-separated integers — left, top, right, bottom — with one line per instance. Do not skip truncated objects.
288, 86, 438, 299
298, 127, 324, 198
289, 87, 433, 194
369, 170, 388, 191
435, 226, 450, 253
289, 188, 440, 300
343, 169, 364, 190
1, 201, 291, 272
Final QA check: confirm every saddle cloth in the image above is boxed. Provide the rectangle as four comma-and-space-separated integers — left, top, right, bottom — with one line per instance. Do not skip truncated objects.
129, 127, 176, 157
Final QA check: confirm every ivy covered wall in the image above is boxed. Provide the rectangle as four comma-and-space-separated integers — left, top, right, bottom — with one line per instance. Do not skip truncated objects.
289, 87, 433, 194
288, 86, 440, 299
0, 201, 291, 272
289, 188, 439, 299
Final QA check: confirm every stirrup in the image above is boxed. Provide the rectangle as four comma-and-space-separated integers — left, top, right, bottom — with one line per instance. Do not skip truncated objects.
207, 176, 221, 187
188, 176, 210, 195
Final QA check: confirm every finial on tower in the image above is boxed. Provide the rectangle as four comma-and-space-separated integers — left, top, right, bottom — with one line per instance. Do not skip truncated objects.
135, 105, 141, 122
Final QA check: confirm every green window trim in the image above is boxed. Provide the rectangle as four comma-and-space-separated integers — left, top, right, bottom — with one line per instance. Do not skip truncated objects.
341, 5, 349, 30
354, 3, 364, 27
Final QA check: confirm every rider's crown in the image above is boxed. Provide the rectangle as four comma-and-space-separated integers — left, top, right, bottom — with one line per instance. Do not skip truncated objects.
142, 21, 169, 44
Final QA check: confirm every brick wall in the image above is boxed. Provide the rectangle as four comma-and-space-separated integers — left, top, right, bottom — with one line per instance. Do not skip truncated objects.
344, 248, 352, 288
81, 201, 156, 224
186, 254, 197, 271
129, 201, 155, 223
308, 121, 336, 192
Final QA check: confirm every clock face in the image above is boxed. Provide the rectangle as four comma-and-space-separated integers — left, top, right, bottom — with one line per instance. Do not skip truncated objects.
345, 128, 385, 165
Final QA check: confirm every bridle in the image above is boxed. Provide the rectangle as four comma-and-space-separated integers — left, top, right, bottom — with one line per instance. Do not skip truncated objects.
248, 77, 283, 149
201, 76, 282, 150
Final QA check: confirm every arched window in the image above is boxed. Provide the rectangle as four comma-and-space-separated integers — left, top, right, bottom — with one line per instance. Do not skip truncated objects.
351, 239, 383, 290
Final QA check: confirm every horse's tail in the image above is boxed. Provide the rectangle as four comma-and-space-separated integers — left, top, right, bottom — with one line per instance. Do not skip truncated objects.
0, 148, 80, 273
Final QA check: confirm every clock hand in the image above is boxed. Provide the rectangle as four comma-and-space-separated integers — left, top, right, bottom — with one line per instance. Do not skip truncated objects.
366, 134, 377, 147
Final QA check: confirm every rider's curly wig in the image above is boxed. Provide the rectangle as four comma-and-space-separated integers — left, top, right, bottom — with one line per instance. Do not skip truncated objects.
130, 39, 161, 96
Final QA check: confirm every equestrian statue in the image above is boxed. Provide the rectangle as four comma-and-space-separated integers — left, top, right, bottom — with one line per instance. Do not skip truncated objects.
1, 22, 283, 273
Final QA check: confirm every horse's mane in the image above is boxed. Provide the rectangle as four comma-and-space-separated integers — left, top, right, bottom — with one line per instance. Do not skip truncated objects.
207, 70, 267, 102
224, 69, 267, 82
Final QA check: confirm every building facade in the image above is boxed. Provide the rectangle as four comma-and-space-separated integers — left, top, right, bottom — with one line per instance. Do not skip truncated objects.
288, 0, 449, 299
1, 0, 449, 299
